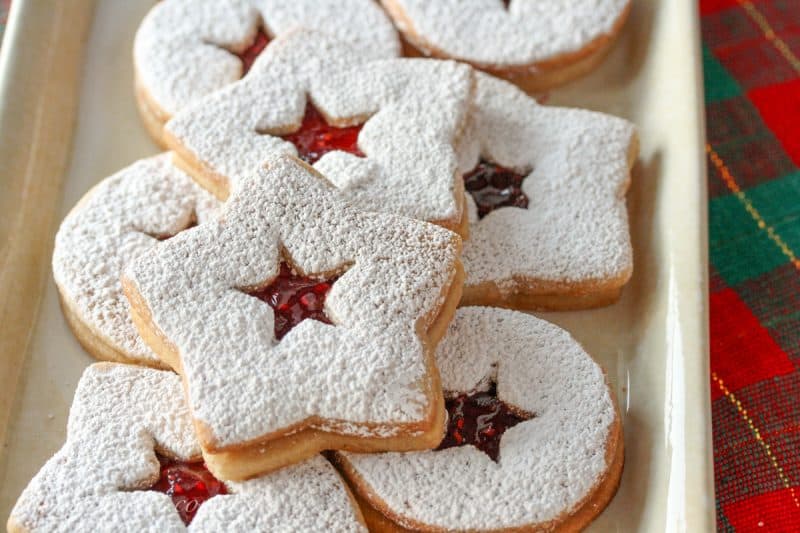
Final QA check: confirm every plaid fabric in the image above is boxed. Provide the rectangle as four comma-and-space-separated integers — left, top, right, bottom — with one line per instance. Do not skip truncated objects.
0, 0, 8, 44
703, 0, 800, 530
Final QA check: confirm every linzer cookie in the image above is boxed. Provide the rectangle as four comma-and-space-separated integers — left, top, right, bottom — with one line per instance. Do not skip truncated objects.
122, 155, 463, 480
458, 74, 637, 310
7, 363, 366, 532
164, 29, 472, 236
134, 0, 399, 144
334, 307, 622, 532
381, 0, 631, 91
52, 154, 220, 369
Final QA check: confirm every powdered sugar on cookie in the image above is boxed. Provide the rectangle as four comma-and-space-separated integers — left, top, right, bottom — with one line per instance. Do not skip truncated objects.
8, 363, 366, 532
383, 0, 629, 67
134, 0, 399, 119
337, 307, 619, 531
123, 155, 461, 452
53, 154, 220, 367
458, 74, 637, 306
165, 30, 471, 230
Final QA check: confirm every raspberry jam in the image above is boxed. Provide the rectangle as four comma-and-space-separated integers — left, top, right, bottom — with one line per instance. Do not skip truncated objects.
149, 455, 226, 525
247, 262, 339, 340
282, 105, 365, 164
436, 385, 530, 462
464, 160, 529, 219
237, 30, 270, 76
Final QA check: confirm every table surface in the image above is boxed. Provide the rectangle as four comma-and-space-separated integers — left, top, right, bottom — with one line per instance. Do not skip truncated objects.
2, 0, 799, 531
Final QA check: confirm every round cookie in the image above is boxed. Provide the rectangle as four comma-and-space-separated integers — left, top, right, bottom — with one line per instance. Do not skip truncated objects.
334, 306, 622, 532
382, 0, 631, 91
52, 154, 220, 369
458, 73, 638, 311
134, 0, 400, 145
164, 29, 472, 236
7, 363, 367, 532
122, 154, 464, 480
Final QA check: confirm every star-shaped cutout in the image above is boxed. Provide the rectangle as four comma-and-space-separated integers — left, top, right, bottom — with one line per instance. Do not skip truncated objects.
247, 262, 340, 340
281, 103, 365, 165
235, 29, 270, 76
148, 455, 226, 525
464, 159, 529, 219
123, 155, 462, 479
436, 383, 531, 462
164, 30, 472, 236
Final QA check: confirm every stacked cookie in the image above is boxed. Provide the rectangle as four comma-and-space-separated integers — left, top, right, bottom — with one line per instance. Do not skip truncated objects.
9, 1, 636, 532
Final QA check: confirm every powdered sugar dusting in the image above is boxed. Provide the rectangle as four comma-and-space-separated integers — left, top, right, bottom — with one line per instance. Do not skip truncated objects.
384, 0, 629, 67
200, 456, 365, 531
134, 0, 399, 117
124, 155, 460, 448
165, 30, 471, 226
460, 74, 636, 290
52, 154, 220, 366
340, 307, 617, 530
9, 364, 365, 532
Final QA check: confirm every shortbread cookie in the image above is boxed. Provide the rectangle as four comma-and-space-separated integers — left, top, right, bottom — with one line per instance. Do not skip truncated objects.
134, 0, 400, 145
7, 363, 366, 532
122, 155, 463, 480
382, 0, 631, 91
164, 30, 472, 236
458, 74, 637, 311
52, 154, 220, 368
334, 307, 622, 532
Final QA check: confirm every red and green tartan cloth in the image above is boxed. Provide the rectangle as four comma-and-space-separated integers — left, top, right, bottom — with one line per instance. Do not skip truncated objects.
0, 0, 799, 530
704, 0, 800, 530
0, 1, 8, 43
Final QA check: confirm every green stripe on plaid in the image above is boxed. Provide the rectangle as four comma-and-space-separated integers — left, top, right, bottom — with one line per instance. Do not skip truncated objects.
703, 45, 741, 102
709, 192, 789, 285
743, 172, 800, 252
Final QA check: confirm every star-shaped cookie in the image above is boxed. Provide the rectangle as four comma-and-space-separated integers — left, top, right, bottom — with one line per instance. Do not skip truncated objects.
122, 155, 463, 480
164, 29, 473, 236
8, 363, 367, 532
458, 73, 638, 310
133, 0, 399, 143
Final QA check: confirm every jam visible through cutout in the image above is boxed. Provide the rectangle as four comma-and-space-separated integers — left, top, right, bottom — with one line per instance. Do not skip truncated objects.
282, 105, 365, 165
464, 159, 529, 219
436, 384, 530, 462
149, 455, 227, 525
247, 262, 339, 340
237, 30, 270, 76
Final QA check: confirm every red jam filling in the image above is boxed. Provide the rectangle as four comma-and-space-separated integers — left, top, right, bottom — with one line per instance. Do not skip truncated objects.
236, 30, 270, 76
464, 160, 529, 219
436, 385, 530, 462
247, 262, 339, 340
282, 105, 365, 165
149, 455, 226, 525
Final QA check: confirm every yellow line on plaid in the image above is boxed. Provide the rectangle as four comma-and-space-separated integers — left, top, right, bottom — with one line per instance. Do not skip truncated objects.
738, 0, 800, 74
712, 372, 800, 508
707, 144, 800, 269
